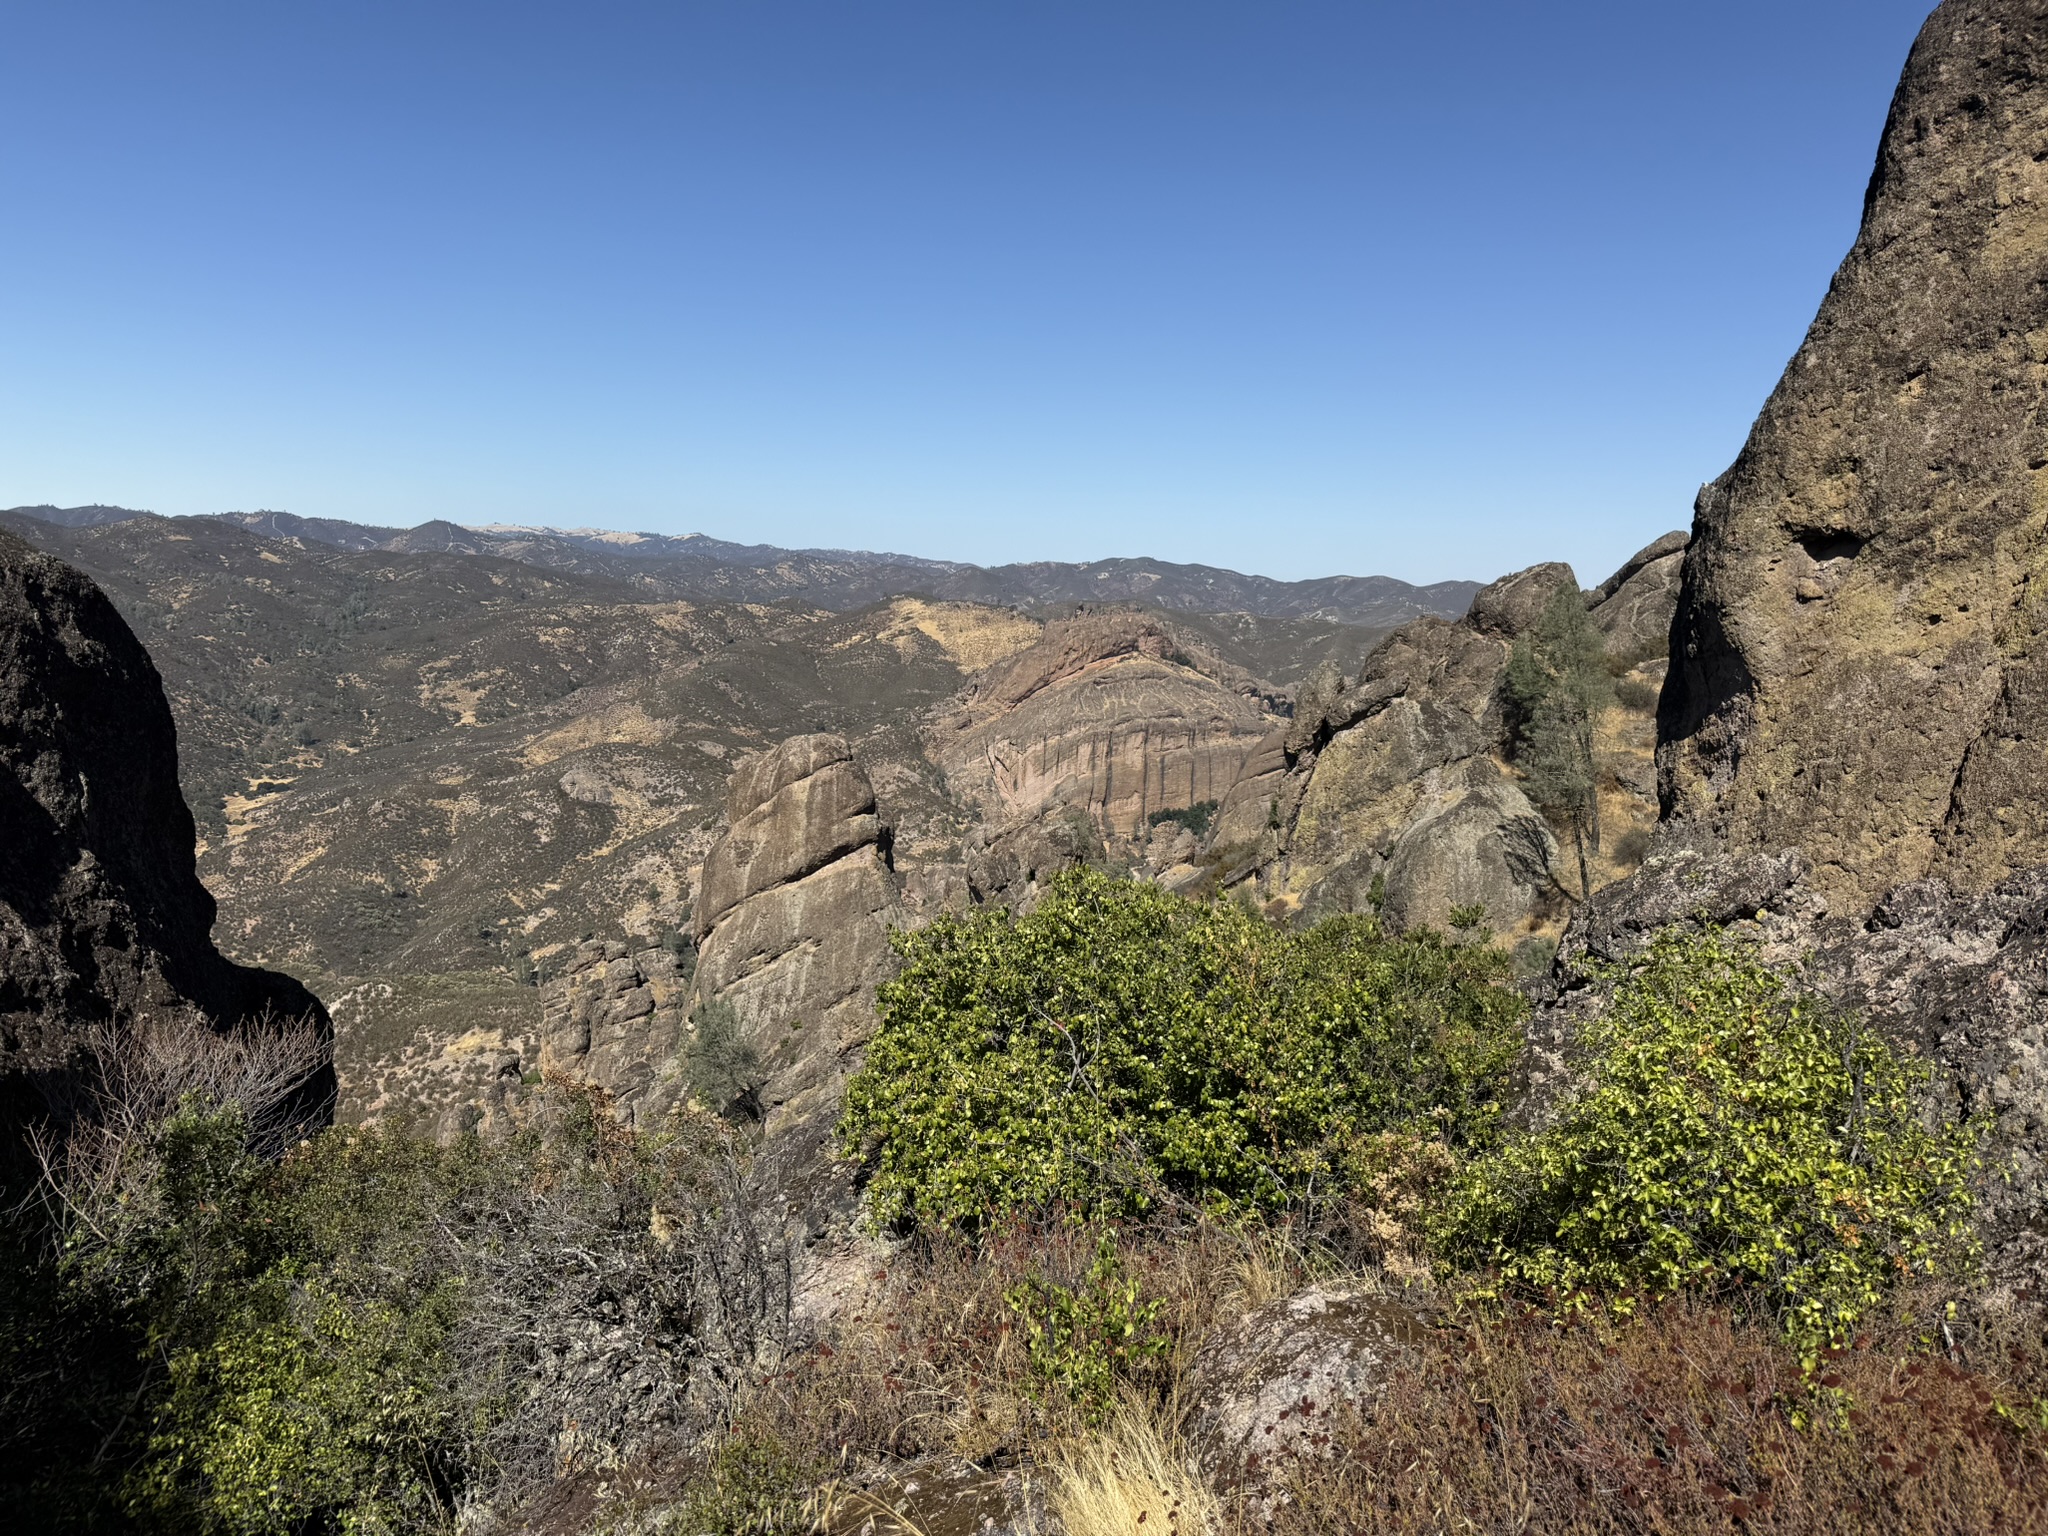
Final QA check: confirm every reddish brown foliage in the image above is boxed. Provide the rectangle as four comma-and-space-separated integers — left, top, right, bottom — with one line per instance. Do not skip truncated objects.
1265, 1300, 2048, 1535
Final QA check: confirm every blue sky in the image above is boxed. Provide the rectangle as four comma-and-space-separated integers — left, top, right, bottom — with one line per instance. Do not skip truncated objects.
0, 1, 1935, 585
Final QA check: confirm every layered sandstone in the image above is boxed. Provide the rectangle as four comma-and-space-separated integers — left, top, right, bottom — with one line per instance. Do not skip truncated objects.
932, 609, 1278, 839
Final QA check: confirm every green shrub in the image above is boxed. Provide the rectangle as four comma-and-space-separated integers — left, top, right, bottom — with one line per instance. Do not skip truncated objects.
1431, 928, 1985, 1357
1146, 800, 1217, 838
686, 999, 763, 1120
23, 1079, 783, 1535
1003, 1232, 1169, 1423
672, 1424, 824, 1535
839, 867, 1526, 1230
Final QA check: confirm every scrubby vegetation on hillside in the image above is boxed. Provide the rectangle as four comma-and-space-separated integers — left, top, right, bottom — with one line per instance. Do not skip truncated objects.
1, 1023, 787, 1535
841, 868, 1524, 1230
1, 874, 2032, 1535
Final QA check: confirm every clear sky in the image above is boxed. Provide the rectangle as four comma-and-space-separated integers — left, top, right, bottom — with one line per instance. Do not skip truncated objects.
0, 1, 1936, 586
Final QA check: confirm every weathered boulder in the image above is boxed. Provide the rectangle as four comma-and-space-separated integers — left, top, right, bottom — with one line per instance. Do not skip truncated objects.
1380, 780, 1560, 935
1466, 561, 1578, 640
1184, 1282, 1426, 1488
1588, 530, 1687, 660
0, 528, 332, 1133
538, 938, 692, 1126
1661, 0, 2048, 918
692, 734, 901, 1135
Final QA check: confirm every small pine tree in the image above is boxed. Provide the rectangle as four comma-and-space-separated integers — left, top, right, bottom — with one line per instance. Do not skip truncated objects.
1504, 583, 1613, 899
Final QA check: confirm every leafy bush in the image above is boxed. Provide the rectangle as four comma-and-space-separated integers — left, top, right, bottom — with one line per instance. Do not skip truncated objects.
671, 1424, 824, 1535
839, 866, 1526, 1230
1004, 1232, 1169, 1423
1146, 800, 1217, 838
1431, 928, 1985, 1354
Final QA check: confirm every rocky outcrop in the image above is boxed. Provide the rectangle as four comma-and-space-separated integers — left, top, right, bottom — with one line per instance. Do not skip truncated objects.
1529, 4, 2048, 1302
1660, 0, 2048, 918
0, 528, 332, 1130
691, 734, 901, 1135
538, 938, 693, 1127
1590, 531, 1687, 660
929, 608, 1282, 904
1379, 781, 1560, 934
1204, 547, 1679, 935
1184, 1282, 1425, 1492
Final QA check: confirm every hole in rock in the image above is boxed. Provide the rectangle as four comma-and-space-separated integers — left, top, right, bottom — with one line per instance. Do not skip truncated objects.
1794, 528, 1866, 564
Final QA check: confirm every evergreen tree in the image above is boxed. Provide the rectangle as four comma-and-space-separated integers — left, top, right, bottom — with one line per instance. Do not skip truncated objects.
1503, 582, 1613, 899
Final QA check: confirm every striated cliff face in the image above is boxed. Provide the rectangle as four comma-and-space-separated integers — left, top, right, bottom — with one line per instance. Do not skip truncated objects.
931, 609, 1279, 841
690, 734, 902, 1136
538, 938, 692, 1128
1662, 0, 2048, 917
0, 529, 331, 1123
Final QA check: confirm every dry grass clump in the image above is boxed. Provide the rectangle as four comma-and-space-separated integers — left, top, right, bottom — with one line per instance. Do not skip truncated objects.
1265, 1297, 2048, 1536
1050, 1396, 1219, 1536
750, 1217, 1262, 1472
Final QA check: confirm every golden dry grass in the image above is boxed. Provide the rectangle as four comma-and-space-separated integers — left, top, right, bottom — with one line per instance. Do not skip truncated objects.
1050, 1397, 1219, 1536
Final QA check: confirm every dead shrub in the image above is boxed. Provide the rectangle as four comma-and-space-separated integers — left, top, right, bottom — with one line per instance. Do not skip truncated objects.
1263, 1297, 2048, 1535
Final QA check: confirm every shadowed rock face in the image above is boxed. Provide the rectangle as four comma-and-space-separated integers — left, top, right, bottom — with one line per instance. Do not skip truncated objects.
0, 529, 331, 1120
691, 733, 901, 1135
1662, 0, 2048, 916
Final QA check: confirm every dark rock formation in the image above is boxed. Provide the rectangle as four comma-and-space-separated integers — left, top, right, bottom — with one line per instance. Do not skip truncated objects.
0, 528, 331, 1125
1537, 3, 2048, 1296
691, 733, 902, 1136
1184, 1281, 1425, 1494
1660, 0, 2048, 917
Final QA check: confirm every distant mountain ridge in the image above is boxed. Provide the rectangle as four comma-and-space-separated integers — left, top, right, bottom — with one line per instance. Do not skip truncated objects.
1, 504, 1479, 626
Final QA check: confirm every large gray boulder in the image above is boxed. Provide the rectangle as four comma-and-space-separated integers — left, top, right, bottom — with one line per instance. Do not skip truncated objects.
1184, 1282, 1425, 1490
1381, 780, 1560, 934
